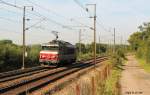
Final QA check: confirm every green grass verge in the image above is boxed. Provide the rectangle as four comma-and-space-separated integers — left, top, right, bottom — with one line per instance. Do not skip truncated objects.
77, 53, 93, 61
103, 67, 121, 95
124, 59, 128, 64
136, 58, 150, 73
77, 53, 106, 61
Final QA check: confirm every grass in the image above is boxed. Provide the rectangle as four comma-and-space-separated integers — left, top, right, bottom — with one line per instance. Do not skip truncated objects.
136, 58, 150, 73
96, 60, 122, 95
77, 53, 93, 61
102, 67, 121, 95
99, 53, 126, 95
124, 59, 128, 64
52, 52, 125, 95
77, 53, 104, 61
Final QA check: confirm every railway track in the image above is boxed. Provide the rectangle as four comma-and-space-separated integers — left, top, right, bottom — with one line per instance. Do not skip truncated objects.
0, 66, 46, 80
0, 56, 105, 81
0, 56, 108, 95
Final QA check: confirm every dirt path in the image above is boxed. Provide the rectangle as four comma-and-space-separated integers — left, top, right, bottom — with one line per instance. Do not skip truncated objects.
120, 55, 150, 95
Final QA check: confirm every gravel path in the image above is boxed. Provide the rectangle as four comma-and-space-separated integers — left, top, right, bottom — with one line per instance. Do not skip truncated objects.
120, 55, 150, 95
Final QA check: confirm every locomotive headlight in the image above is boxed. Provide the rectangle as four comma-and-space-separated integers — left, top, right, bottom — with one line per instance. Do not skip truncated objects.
40, 55, 42, 58
51, 55, 58, 59
55, 55, 58, 58
40, 55, 45, 58
51, 55, 55, 58
48, 55, 51, 58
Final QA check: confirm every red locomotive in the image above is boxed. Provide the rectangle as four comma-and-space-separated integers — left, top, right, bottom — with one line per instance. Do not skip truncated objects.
39, 40, 76, 66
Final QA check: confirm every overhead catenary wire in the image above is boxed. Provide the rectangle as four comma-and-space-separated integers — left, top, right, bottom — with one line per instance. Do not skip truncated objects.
1, 0, 112, 34
96, 16, 111, 33
0, 28, 21, 35
73, 0, 87, 11
0, 0, 74, 30
25, 0, 68, 20
0, 0, 22, 9
0, 7, 22, 15
0, 16, 21, 23
73, 0, 115, 45
73, 0, 94, 16
0, 0, 114, 45
27, 0, 90, 29
75, 2, 112, 34
26, 0, 92, 30
73, 0, 93, 16
0, 0, 108, 31
25, 18, 46, 30
1, 0, 94, 33
73, 0, 112, 33
31, 11, 73, 30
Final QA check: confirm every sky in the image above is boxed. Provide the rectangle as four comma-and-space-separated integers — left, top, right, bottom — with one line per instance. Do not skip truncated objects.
0, 0, 150, 45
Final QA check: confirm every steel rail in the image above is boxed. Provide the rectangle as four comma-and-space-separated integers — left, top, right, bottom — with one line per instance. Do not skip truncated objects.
0, 57, 108, 95
0, 66, 46, 79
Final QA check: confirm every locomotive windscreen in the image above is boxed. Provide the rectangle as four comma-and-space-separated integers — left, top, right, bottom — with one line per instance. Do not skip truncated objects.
42, 46, 58, 51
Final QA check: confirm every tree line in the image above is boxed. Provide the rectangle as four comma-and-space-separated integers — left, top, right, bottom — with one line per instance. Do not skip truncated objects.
128, 22, 150, 63
0, 39, 128, 72
0, 40, 41, 72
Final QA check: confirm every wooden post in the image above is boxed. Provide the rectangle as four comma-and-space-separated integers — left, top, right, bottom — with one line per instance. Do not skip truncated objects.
105, 66, 108, 78
106, 66, 108, 78
104, 67, 106, 79
99, 70, 102, 81
76, 84, 80, 95
91, 77, 95, 95
101, 70, 103, 81
107, 65, 110, 76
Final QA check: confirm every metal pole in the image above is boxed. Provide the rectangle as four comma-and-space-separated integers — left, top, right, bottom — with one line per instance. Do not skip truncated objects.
78, 29, 81, 61
22, 6, 33, 69
22, 6, 26, 69
79, 29, 81, 60
121, 36, 122, 46
120, 35, 123, 50
113, 28, 116, 53
94, 4, 96, 65
99, 35, 100, 54
108, 40, 110, 53
86, 4, 96, 65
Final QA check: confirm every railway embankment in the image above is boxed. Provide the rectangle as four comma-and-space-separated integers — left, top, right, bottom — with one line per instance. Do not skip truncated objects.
49, 51, 126, 95
0, 57, 107, 95
40, 60, 113, 95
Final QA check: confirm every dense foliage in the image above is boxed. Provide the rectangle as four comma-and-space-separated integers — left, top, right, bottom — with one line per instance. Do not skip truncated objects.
0, 40, 41, 72
128, 22, 150, 63
111, 48, 127, 67
75, 43, 109, 54
0, 39, 128, 72
0, 40, 111, 72
75, 43, 111, 60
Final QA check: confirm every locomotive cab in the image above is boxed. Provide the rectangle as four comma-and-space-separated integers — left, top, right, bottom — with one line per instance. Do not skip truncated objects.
39, 43, 59, 65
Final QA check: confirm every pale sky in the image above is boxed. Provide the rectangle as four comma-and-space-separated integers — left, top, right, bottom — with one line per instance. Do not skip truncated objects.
0, 0, 150, 45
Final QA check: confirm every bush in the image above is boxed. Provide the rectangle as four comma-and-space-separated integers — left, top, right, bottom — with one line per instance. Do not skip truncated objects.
0, 40, 41, 72
26, 45, 41, 65
111, 49, 127, 67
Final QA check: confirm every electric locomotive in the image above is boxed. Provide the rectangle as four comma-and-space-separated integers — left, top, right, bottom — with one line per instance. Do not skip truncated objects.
39, 40, 76, 66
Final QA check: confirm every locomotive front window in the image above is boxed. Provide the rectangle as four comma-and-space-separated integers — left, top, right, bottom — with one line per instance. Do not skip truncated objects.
42, 46, 58, 51
49, 46, 59, 50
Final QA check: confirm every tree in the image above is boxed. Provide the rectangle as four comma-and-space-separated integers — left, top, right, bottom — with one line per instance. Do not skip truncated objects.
27, 45, 41, 64
0, 40, 12, 44
128, 32, 143, 51
128, 22, 150, 64
0, 40, 41, 72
